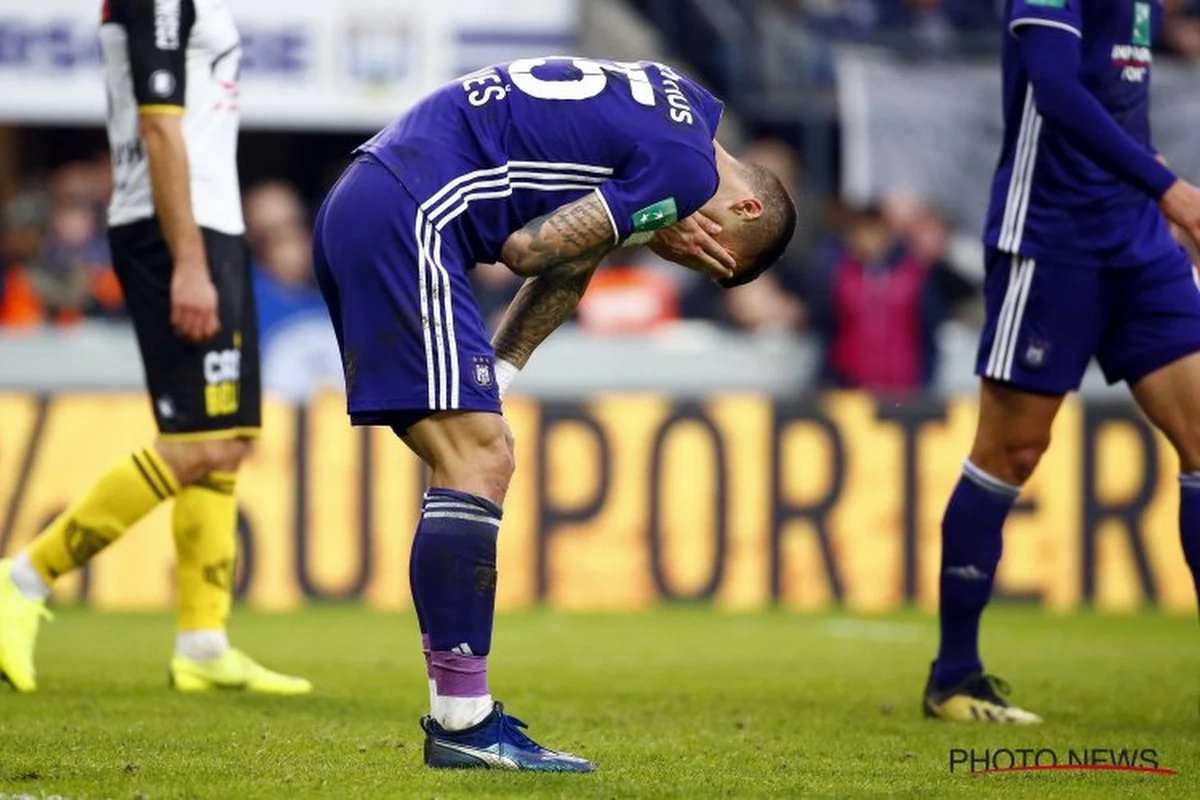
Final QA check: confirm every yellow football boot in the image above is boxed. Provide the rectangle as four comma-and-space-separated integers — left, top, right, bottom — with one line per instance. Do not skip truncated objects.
169, 647, 312, 695
0, 558, 52, 692
923, 668, 1042, 724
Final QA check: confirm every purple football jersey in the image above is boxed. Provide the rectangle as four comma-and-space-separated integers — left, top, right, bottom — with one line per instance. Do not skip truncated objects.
357, 57, 724, 265
983, 0, 1176, 267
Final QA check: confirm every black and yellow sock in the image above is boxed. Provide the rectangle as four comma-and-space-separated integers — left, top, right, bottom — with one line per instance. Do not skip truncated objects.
27, 448, 179, 583
173, 471, 238, 632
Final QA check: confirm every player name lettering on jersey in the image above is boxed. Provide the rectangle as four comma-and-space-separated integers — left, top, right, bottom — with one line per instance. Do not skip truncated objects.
461, 67, 508, 107
154, 0, 181, 50
656, 63, 695, 125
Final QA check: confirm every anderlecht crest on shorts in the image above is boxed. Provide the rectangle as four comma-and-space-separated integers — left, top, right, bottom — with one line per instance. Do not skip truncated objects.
1023, 339, 1049, 369
472, 356, 494, 387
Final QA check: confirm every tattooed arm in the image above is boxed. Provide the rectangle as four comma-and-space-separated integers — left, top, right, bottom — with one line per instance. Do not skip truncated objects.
491, 252, 600, 369
499, 191, 616, 277
492, 192, 616, 368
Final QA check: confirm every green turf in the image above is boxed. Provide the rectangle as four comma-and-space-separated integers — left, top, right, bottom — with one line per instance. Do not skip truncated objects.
0, 606, 1197, 799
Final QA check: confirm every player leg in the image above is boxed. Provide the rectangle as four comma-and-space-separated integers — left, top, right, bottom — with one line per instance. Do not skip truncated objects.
162, 231, 308, 694
0, 222, 307, 694
314, 156, 590, 770
0, 220, 187, 691
923, 253, 1100, 723
1101, 254, 1200, 612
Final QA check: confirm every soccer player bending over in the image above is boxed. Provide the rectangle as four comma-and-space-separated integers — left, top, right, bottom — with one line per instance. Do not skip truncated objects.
923, 0, 1200, 722
0, 0, 309, 694
311, 57, 796, 770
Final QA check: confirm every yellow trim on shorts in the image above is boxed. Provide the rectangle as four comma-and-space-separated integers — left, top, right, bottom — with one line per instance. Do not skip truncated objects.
138, 104, 185, 115
158, 427, 262, 443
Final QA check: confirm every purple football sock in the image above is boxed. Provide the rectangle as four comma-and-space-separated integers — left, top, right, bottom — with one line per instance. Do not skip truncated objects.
410, 488, 500, 699
933, 461, 1016, 689
1179, 474, 1200, 611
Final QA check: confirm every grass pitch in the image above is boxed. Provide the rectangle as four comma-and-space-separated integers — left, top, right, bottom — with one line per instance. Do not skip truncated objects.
0, 606, 1197, 799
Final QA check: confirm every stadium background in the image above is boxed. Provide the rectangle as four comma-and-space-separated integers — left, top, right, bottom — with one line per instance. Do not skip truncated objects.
2, 0, 1200, 615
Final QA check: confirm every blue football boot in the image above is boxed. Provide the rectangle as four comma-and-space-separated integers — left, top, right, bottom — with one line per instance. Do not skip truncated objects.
421, 702, 594, 772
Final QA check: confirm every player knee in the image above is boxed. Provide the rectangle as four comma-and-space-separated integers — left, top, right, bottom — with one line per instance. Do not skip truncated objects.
476, 427, 516, 500
460, 425, 516, 503
1002, 441, 1048, 484
156, 438, 251, 486
1171, 429, 1200, 473
972, 437, 1049, 486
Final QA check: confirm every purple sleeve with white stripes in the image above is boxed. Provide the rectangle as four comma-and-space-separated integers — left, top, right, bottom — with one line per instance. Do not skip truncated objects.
1017, 26, 1176, 199
597, 142, 719, 244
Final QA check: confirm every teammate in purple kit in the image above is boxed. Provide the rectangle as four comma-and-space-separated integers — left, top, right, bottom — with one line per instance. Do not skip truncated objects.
312, 57, 796, 769
923, 0, 1200, 722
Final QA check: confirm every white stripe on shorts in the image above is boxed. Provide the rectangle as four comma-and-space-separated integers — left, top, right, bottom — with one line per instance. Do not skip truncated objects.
986, 256, 1036, 382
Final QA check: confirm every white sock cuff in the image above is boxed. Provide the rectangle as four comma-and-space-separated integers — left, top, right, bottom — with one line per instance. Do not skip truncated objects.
175, 630, 230, 661
962, 460, 1021, 499
432, 693, 494, 731
10, 553, 51, 602
494, 359, 520, 398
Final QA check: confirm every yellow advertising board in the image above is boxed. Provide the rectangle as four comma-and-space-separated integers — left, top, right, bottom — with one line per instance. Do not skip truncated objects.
0, 392, 1193, 613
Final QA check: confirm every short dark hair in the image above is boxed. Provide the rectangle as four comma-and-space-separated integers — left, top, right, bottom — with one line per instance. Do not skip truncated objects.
719, 163, 798, 288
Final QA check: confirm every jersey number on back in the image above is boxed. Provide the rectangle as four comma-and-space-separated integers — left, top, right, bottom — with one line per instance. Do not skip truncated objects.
464, 57, 694, 124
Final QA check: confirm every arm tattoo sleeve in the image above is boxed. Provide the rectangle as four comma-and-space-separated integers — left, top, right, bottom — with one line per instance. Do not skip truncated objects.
491, 252, 601, 369
500, 191, 616, 277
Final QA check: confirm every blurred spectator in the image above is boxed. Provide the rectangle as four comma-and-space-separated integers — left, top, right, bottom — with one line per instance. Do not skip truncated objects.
35, 163, 121, 322
785, 0, 882, 42
577, 256, 682, 334
245, 180, 308, 252
246, 181, 343, 401
1, 160, 121, 327
779, 0, 996, 52
1160, 0, 1200, 61
814, 202, 973, 394
0, 191, 49, 327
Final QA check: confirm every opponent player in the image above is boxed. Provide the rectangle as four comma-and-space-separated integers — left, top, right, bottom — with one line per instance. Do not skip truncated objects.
313, 57, 796, 769
923, 0, 1200, 721
0, 0, 309, 695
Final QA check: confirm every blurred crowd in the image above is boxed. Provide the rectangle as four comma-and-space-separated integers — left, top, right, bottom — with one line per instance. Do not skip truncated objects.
0, 159, 343, 401
636, 0, 1200, 79
0, 138, 982, 398
773, 0, 1200, 59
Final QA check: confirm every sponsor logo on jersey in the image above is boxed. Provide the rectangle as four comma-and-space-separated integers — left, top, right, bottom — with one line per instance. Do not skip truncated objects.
154, 0, 182, 51
1025, 0, 1066, 8
1112, 4, 1154, 84
631, 198, 679, 233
